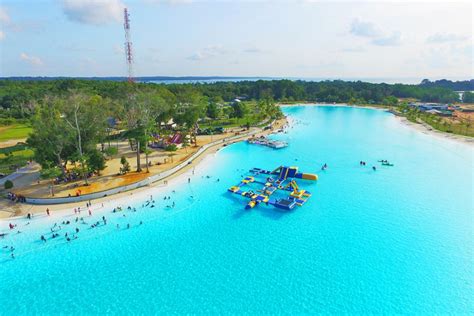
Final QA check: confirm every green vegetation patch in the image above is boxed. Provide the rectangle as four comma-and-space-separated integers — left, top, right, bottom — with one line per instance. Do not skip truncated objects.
0, 124, 32, 142
0, 144, 33, 175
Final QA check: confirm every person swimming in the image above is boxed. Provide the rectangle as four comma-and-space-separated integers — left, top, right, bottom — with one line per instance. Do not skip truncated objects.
41, 235, 46, 242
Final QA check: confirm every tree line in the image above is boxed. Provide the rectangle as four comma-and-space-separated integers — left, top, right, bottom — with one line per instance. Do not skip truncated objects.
22, 85, 282, 185
0, 78, 467, 119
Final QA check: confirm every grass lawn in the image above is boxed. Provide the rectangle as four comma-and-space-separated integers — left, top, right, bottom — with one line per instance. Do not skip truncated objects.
0, 124, 32, 142
0, 145, 34, 175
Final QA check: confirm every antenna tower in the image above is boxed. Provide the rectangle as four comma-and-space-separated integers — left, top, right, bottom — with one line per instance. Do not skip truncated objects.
123, 8, 134, 83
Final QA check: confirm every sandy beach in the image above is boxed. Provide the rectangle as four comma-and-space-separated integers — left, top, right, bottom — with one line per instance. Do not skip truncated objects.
0, 117, 287, 220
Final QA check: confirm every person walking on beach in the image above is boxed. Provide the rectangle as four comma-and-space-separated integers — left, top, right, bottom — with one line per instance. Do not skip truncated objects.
46, 208, 50, 216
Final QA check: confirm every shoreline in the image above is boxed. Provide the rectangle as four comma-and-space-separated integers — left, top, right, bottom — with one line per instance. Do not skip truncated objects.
279, 102, 474, 146
0, 117, 287, 220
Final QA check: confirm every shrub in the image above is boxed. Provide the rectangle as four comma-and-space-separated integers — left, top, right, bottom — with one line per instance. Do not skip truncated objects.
119, 156, 130, 174
4, 180, 13, 190
165, 144, 178, 152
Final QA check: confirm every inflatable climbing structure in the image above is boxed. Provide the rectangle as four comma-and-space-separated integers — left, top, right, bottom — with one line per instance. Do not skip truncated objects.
228, 166, 318, 210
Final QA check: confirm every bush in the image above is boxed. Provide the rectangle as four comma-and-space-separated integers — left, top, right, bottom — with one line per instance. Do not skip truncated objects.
165, 144, 178, 152
119, 156, 130, 174
4, 180, 13, 190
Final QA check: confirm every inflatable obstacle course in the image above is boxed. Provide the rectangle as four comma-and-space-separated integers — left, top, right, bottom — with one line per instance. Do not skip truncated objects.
227, 166, 318, 210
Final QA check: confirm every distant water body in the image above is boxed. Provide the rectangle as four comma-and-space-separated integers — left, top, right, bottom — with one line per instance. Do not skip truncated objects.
143, 77, 428, 85
0, 105, 472, 314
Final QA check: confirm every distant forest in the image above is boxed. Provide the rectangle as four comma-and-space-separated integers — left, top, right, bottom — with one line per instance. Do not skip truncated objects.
419, 79, 474, 91
0, 78, 472, 119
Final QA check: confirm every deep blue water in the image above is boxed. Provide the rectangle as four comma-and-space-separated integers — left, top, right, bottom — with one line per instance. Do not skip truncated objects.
0, 105, 473, 314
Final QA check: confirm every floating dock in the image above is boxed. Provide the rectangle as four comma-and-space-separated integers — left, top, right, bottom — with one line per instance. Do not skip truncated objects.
247, 136, 288, 149
228, 166, 318, 211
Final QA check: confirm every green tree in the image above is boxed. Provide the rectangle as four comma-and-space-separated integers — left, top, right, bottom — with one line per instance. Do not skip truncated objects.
233, 102, 248, 118
27, 96, 74, 175
206, 102, 221, 119
87, 149, 106, 176
463, 91, 474, 103
61, 93, 107, 185
40, 166, 62, 196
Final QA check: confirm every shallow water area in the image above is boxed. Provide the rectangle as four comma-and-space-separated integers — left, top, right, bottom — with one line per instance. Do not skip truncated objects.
1, 105, 473, 314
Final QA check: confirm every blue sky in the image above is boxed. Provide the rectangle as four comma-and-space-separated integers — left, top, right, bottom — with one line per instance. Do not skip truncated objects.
0, 0, 472, 80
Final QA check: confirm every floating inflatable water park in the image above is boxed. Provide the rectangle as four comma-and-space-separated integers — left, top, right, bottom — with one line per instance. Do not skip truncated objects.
228, 166, 318, 210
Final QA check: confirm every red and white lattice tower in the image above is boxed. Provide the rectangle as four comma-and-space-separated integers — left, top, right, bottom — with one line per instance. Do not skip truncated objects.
123, 8, 134, 83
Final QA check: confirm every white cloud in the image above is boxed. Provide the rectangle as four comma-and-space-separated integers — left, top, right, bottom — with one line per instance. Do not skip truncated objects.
350, 18, 380, 38
0, 6, 10, 40
426, 33, 469, 44
187, 45, 226, 61
350, 19, 402, 46
242, 47, 268, 54
20, 52, 43, 66
0, 6, 10, 24
371, 31, 402, 46
61, 0, 125, 25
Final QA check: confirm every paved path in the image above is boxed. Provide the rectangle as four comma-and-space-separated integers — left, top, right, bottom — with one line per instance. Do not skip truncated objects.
0, 163, 40, 186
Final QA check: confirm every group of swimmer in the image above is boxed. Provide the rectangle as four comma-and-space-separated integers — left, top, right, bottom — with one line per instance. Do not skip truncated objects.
360, 161, 377, 171
2, 169, 209, 260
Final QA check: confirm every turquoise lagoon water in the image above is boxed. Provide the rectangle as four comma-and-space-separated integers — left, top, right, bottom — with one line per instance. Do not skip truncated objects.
0, 105, 473, 314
